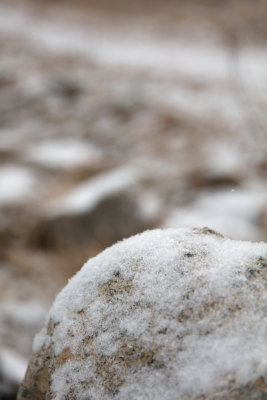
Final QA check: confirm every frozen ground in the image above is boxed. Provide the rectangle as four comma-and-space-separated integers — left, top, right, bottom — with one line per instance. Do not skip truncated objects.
0, 0, 267, 397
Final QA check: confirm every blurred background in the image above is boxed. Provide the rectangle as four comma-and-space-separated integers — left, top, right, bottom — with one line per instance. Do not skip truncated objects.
0, 0, 267, 398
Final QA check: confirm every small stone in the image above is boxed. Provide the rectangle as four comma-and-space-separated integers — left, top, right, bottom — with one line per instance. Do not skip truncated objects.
30, 167, 156, 250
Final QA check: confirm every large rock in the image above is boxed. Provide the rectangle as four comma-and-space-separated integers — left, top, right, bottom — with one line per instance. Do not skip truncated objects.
18, 228, 267, 399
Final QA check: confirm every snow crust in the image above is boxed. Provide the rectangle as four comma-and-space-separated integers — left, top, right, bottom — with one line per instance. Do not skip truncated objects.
33, 228, 267, 399
47, 166, 140, 217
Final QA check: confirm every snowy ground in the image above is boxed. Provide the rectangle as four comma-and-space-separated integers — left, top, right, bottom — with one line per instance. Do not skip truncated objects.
0, 0, 267, 397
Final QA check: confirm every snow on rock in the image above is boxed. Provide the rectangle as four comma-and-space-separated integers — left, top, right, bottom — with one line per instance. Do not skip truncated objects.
33, 166, 155, 248
47, 166, 140, 217
18, 228, 267, 399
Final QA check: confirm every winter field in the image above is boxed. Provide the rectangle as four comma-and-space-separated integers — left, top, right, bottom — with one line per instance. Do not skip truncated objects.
0, 0, 267, 397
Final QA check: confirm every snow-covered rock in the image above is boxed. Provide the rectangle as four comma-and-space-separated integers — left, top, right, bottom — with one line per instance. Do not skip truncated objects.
18, 228, 267, 399
18, 228, 267, 400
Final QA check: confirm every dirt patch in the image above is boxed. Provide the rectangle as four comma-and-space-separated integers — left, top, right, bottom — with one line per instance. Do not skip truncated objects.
95, 339, 158, 395
99, 271, 133, 302
246, 257, 267, 283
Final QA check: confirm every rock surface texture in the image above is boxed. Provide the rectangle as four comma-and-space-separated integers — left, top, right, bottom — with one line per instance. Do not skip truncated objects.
17, 228, 267, 400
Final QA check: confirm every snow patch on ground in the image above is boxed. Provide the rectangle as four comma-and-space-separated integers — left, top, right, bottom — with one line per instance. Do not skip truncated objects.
0, 301, 47, 327
47, 166, 141, 217
24, 139, 102, 169
0, 3, 267, 87
0, 165, 37, 205
164, 189, 267, 241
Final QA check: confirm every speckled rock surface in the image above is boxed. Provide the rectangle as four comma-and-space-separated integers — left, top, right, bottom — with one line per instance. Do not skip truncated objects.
17, 228, 267, 400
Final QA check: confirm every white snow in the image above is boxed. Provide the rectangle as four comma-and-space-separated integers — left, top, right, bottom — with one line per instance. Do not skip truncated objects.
47, 166, 140, 217
0, 165, 37, 205
24, 139, 102, 169
202, 141, 247, 175
137, 190, 162, 220
0, 347, 27, 384
33, 228, 267, 399
0, 301, 47, 327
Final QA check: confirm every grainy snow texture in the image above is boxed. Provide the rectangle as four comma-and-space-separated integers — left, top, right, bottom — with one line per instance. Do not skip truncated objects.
17, 228, 267, 399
